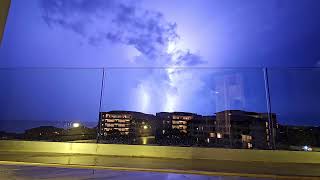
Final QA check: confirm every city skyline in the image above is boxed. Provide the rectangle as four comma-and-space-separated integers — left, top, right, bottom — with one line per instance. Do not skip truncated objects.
2, 108, 320, 134
1, 108, 319, 151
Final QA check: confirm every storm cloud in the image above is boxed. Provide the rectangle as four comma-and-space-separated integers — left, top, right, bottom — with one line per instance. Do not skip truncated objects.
39, 0, 212, 113
40, 0, 179, 59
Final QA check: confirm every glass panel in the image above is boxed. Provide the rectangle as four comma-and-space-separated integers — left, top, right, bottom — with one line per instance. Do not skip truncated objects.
99, 68, 271, 149
0, 68, 102, 142
268, 68, 320, 151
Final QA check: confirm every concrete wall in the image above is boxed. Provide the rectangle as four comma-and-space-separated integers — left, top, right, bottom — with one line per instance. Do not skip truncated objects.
1, 140, 320, 164
0, 0, 10, 44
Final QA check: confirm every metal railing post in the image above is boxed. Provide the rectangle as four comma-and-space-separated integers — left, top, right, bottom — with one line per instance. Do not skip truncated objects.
97, 68, 105, 143
263, 67, 276, 150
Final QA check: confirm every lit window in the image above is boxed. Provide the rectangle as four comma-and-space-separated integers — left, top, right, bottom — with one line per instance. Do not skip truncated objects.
217, 133, 222, 139
210, 133, 215, 138
242, 135, 252, 142
142, 137, 147, 145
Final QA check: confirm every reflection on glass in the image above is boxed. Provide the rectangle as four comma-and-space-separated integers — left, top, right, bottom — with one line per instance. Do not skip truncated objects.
269, 69, 320, 151
1, 67, 318, 152
99, 68, 275, 149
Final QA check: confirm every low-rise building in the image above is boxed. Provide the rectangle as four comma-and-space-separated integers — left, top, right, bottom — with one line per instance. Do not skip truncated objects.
24, 126, 64, 141
99, 110, 278, 149
99, 111, 155, 144
277, 125, 320, 149
155, 112, 216, 146
189, 115, 216, 145
215, 110, 277, 149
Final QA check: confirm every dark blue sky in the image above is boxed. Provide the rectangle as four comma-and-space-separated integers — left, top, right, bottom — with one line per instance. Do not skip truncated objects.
1, 0, 320, 126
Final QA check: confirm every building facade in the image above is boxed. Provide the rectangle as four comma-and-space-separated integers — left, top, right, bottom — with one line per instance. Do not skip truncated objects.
155, 112, 216, 146
189, 116, 216, 145
277, 125, 320, 149
99, 111, 155, 143
99, 110, 277, 149
215, 110, 277, 149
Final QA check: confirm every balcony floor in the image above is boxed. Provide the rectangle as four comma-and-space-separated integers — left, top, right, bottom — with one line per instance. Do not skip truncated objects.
0, 151, 318, 179
0, 164, 275, 180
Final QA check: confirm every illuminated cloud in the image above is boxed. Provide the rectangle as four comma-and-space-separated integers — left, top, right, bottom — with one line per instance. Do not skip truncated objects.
39, 0, 211, 113
40, 0, 178, 58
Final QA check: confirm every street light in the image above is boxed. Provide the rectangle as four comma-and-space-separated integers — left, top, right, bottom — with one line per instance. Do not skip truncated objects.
303, 145, 312, 152
72, 123, 80, 128
143, 125, 148, 130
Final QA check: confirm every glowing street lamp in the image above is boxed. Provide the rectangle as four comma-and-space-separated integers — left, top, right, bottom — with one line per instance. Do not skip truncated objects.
143, 125, 148, 130
72, 122, 80, 128
303, 145, 312, 152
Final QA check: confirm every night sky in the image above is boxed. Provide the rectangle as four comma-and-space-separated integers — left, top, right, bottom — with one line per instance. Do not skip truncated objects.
1, 0, 320, 127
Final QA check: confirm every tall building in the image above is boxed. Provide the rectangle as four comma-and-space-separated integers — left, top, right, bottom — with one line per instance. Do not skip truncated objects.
99, 111, 155, 143
216, 110, 277, 149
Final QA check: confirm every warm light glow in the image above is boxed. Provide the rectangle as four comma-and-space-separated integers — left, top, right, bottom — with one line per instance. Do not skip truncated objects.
217, 133, 222, 139
72, 123, 80, 128
143, 125, 148, 130
303, 145, 312, 152
142, 137, 148, 145
210, 133, 215, 138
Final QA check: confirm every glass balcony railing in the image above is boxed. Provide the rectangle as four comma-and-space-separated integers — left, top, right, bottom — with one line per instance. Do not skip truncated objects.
0, 68, 102, 142
0, 67, 319, 151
